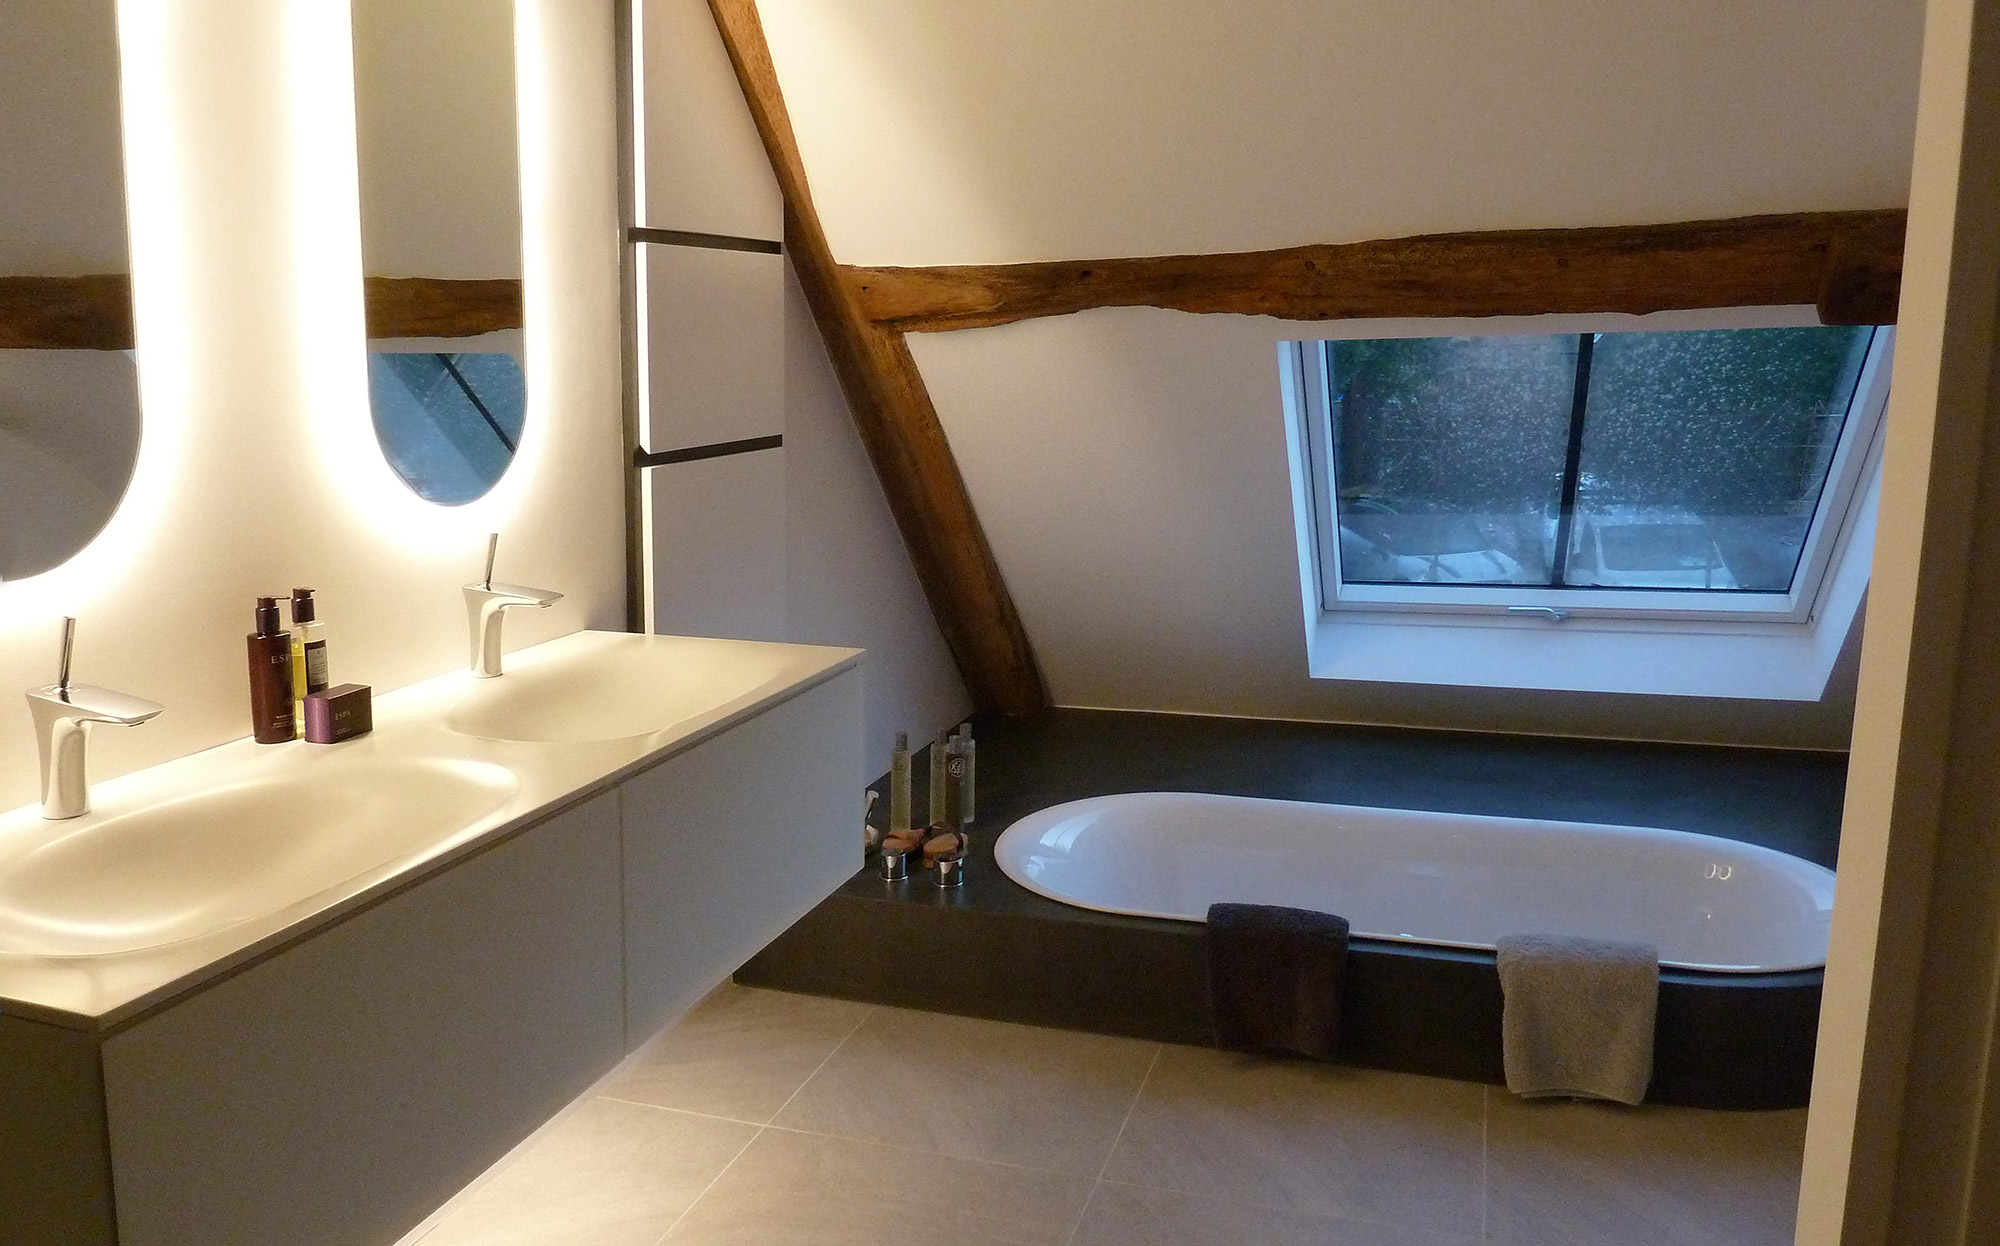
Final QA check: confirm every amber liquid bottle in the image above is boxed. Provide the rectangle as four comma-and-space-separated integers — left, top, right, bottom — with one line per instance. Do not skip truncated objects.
247, 596, 297, 743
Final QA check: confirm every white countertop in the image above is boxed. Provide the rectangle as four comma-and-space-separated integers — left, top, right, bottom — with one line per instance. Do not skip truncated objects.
0, 630, 860, 1030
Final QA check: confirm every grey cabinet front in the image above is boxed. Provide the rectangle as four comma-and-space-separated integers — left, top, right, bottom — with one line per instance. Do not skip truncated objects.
620, 669, 862, 1043
100, 790, 624, 1246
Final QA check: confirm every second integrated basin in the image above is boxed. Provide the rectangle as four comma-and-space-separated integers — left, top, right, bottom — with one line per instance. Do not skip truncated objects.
0, 756, 517, 958
446, 631, 810, 744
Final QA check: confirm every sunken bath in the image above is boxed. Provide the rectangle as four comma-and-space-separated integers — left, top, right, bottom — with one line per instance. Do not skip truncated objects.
741, 710, 1844, 1109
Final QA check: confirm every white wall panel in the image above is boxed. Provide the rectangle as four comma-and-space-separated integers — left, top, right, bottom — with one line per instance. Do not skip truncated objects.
779, 266, 970, 776
637, 0, 782, 239
649, 448, 787, 641
641, 242, 785, 450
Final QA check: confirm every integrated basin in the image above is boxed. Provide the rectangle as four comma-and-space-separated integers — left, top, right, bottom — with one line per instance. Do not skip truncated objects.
446, 632, 803, 743
0, 757, 517, 958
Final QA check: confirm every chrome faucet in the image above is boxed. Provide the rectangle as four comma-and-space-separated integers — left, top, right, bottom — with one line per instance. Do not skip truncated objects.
25, 618, 164, 819
463, 533, 562, 678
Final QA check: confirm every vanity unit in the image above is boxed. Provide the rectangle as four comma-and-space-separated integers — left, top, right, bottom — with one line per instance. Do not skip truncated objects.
0, 630, 861, 1246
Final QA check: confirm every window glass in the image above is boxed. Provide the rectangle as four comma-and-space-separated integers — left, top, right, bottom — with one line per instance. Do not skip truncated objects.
1320, 325, 1875, 601
1568, 327, 1871, 591
1328, 335, 1575, 585
367, 351, 526, 506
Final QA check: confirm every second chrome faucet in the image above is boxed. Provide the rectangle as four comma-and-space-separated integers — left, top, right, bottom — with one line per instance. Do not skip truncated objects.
463, 533, 561, 678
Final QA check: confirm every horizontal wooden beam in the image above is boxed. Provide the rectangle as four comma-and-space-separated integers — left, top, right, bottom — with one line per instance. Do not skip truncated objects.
363, 277, 523, 339
0, 275, 133, 350
844, 210, 1907, 333
1, 274, 523, 349
709, 0, 1046, 716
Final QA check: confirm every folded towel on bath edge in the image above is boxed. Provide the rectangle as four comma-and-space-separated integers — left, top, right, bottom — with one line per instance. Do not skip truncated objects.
1206, 902, 1349, 1059
1496, 933, 1659, 1105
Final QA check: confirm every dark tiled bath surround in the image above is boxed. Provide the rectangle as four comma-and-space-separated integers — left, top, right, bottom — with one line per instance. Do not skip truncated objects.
740, 710, 1844, 1109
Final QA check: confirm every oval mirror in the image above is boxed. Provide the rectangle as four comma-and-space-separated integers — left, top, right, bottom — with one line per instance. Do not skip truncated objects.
0, 0, 141, 583
352, 0, 526, 507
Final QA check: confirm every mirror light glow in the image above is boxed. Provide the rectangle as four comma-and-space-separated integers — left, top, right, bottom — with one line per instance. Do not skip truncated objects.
289, 0, 548, 553
0, 0, 191, 623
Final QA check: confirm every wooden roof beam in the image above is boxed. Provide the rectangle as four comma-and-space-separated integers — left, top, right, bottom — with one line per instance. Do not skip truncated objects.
844, 209, 1908, 333
707, 0, 1047, 716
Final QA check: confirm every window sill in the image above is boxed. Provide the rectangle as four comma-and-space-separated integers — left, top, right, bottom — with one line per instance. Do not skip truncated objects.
1293, 445, 1878, 703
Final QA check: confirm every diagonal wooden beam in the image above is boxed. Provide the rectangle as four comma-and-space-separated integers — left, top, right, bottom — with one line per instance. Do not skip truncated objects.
706, 0, 1046, 716
844, 209, 1907, 333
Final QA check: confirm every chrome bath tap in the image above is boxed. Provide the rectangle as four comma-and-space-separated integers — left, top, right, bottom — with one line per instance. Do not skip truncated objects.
25, 617, 164, 819
463, 533, 562, 678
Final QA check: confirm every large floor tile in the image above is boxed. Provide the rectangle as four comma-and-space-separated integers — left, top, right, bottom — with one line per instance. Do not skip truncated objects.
1101, 1046, 1484, 1239
418, 1098, 758, 1246
603, 985, 873, 1124
769, 1006, 1158, 1173
1074, 1180, 1476, 1246
1484, 1094, 1807, 1246
664, 1126, 1093, 1245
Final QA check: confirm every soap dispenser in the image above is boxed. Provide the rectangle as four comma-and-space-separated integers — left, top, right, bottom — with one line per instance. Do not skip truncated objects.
289, 587, 328, 732
247, 596, 296, 743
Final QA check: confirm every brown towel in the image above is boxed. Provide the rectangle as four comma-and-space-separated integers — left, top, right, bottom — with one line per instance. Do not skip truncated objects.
1206, 903, 1349, 1058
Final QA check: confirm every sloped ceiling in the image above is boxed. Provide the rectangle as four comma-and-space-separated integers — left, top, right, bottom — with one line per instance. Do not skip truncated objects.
757, 0, 1925, 746
764, 0, 1922, 264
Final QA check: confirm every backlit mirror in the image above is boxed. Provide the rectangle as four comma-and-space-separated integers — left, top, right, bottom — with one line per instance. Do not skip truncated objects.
352, 0, 526, 506
0, 0, 140, 582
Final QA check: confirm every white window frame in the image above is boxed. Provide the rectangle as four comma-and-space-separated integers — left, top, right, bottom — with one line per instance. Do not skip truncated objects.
1292, 324, 1894, 627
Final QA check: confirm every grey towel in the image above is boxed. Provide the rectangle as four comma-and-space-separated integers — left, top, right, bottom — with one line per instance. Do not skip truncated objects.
1206, 903, 1349, 1059
1496, 933, 1658, 1105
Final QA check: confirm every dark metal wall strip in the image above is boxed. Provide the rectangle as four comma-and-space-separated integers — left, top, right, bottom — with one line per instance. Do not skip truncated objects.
629, 226, 782, 255
634, 434, 783, 468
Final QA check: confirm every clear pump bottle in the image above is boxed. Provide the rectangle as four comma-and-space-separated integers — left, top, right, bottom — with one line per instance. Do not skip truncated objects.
289, 588, 328, 733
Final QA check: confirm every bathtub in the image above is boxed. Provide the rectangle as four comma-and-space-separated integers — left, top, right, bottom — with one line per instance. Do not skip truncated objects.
994, 791, 1836, 974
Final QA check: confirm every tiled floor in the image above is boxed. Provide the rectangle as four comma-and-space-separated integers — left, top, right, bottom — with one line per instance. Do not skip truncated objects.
410, 985, 1807, 1246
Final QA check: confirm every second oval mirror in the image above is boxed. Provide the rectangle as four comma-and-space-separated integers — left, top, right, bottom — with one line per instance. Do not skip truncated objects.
352, 0, 526, 507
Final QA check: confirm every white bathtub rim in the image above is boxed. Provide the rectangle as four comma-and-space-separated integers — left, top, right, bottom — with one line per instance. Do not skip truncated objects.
993, 791, 1836, 976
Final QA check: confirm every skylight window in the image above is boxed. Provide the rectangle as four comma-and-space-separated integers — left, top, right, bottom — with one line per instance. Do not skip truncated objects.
1294, 324, 1889, 623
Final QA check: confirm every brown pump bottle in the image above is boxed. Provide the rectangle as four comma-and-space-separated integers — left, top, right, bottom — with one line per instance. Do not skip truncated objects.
247, 596, 296, 744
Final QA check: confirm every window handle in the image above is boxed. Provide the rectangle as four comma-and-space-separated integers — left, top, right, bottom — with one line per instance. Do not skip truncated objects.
1508, 606, 1570, 623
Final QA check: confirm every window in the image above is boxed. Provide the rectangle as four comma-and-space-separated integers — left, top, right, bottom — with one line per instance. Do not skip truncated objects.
1294, 324, 1889, 623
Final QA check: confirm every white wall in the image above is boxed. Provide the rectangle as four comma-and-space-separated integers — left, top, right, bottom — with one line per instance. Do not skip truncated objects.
0, 0, 126, 273
352, 0, 522, 280
761, 0, 1925, 748
763, 0, 1923, 265
635, 0, 967, 779
782, 266, 970, 775
0, 0, 626, 813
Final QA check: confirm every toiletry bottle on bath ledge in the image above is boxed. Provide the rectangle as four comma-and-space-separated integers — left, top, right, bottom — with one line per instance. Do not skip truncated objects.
889, 731, 912, 835
248, 596, 296, 744
290, 587, 328, 733
928, 731, 949, 827
946, 725, 975, 827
